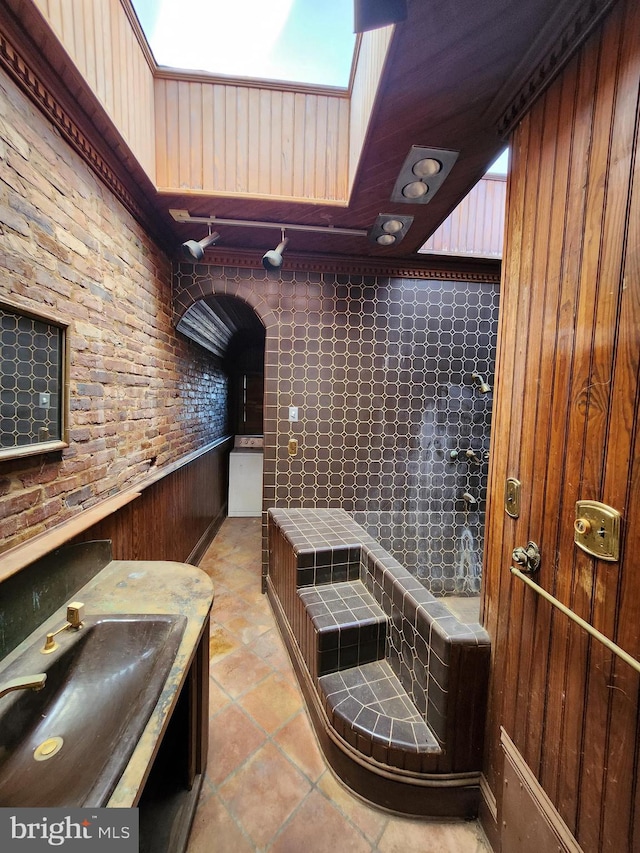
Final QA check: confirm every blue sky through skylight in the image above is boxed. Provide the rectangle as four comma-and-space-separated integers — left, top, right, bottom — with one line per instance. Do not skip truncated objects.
131, 0, 356, 87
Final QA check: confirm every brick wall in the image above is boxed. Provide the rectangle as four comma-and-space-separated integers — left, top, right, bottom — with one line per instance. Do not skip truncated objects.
0, 72, 227, 552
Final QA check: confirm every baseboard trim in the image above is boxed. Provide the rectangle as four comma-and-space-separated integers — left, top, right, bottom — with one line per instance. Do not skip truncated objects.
501, 729, 584, 853
187, 505, 227, 566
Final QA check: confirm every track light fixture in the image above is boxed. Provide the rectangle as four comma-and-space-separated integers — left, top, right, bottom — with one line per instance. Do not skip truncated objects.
181, 230, 220, 261
262, 229, 288, 270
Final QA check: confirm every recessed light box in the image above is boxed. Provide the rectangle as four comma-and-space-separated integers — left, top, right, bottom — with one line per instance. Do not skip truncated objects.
390, 146, 459, 204
368, 214, 414, 247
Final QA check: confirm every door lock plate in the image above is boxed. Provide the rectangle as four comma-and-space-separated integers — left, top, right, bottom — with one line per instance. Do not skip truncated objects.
574, 500, 621, 562
505, 478, 521, 518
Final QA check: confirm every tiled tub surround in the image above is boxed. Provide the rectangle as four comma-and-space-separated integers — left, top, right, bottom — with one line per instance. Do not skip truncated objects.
173, 266, 499, 595
267, 507, 490, 817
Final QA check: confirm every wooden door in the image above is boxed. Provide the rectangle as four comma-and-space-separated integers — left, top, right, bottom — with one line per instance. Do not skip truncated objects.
481, 1, 640, 850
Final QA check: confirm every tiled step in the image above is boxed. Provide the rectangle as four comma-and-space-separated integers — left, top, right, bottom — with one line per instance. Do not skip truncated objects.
297, 580, 388, 678
318, 660, 442, 773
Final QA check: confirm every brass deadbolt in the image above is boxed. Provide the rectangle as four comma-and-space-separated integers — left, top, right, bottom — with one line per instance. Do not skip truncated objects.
574, 517, 592, 536
574, 500, 620, 561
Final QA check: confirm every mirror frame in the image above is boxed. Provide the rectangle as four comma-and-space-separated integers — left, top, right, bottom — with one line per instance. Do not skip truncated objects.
0, 299, 69, 461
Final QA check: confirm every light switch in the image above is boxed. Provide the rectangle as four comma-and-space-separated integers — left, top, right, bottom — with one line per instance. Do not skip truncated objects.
288, 406, 299, 422
39, 392, 51, 409
574, 500, 621, 562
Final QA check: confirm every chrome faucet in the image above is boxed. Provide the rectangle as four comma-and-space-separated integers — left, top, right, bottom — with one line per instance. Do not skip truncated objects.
0, 673, 47, 699
42, 601, 85, 653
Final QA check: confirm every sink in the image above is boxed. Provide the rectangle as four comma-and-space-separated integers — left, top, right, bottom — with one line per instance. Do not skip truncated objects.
0, 614, 186, 807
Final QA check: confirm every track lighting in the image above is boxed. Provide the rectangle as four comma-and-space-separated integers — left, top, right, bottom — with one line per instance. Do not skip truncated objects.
262, 230, 289, 270
181, 231, 220, 261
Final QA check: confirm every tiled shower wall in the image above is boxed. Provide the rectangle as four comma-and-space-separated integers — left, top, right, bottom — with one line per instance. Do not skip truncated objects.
174, 266, 499, 595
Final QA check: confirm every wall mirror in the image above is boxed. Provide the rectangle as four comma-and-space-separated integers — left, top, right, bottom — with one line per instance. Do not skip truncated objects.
0, 299, 69, 460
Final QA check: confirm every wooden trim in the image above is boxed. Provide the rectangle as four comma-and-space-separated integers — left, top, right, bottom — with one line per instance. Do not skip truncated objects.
157, 188, 350, 206
119, 0, 158, 72
479, 773, 499, 852
186, 504, 227, 566
501, 729, 585, 853
132, 435, 232, 492
180, 250, 501, 282
0, 3, 171, 246
495, 0, 618, 137
480, 772, 498, 823
153, 66, 349, 97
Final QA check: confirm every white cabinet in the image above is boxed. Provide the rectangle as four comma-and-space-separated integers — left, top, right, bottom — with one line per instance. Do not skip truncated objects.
228, 450, 263, 517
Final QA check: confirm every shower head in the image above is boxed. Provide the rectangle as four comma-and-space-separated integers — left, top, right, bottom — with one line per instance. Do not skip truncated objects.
471, 372, 491, 394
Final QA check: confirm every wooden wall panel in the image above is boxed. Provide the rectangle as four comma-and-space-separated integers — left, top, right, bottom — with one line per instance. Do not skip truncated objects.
71, 439, 231, 565
154, 75, 351, 203
420, 176, 506, 258
482, 1, 640, 851
348, 25, 393, 192
32, 0, 156, 179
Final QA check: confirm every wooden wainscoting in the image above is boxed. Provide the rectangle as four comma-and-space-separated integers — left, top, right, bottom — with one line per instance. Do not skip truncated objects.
69, 437, 232, 565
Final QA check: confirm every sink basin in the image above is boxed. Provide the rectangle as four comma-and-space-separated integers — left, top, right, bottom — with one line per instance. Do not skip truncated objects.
0, 614, 186, 807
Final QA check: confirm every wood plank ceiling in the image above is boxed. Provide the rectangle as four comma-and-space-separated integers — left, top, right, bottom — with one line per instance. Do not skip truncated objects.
0, 0, 617, 267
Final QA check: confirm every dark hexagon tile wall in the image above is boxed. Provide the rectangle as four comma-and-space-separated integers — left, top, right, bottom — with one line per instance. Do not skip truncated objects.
173, 264, 499, 596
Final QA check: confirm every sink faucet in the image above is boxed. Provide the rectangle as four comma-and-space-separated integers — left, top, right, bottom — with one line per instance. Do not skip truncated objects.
0, 673, 47, 699
42, 602, 85, 654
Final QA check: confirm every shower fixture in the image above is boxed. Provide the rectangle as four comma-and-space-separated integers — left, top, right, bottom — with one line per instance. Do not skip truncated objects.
471, 372, 492, 393
461, 492, 477, 505
449, 448, 486, 464
181, 230, 220, 261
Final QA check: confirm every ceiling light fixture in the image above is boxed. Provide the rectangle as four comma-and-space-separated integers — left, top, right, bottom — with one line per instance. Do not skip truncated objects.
262, 229, 289, 270
391, 146, 459, 204
368, 214, 414, 247
181, 230, 221, 261
170, 210, 368, 239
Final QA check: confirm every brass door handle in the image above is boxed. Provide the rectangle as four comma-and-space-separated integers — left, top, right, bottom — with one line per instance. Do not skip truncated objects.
512, 541, 541, 574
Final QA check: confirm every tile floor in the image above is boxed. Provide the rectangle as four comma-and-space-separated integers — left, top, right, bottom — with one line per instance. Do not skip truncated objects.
187, 518, 491, 853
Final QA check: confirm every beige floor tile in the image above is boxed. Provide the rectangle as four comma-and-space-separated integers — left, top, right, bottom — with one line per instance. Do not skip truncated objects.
376, 816, 491, 853
271, 789, 373, 853
207, 674, 233, 715
273, 710, 327, 783
316, 769, 388, 845
238, 670, 303, 733
218, 741, 311, 848
207, 703, 266, 787
224, 613, 273, 645
210, 645, 273, 698
209, 625, 242, 662
248, 628, 294, 671
186, 789, 254, 853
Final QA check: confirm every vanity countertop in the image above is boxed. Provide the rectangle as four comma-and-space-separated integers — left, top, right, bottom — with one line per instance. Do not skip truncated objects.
1, 558, 213, 808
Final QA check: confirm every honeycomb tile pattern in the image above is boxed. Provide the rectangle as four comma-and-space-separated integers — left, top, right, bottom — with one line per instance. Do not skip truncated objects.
0, 306, 62, 448
174, 265, 499, 596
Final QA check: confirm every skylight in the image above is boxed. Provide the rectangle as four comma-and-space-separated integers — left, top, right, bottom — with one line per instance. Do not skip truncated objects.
131, 0, 356, 88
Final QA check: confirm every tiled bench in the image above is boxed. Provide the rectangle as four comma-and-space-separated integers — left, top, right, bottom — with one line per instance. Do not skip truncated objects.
267, 507, 491, 817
